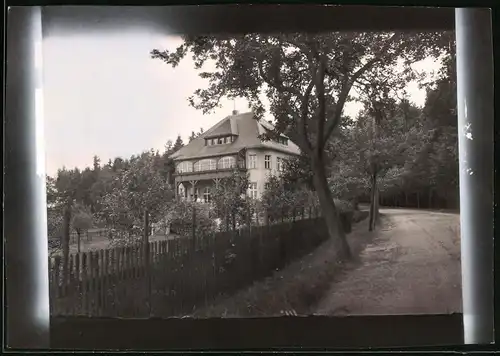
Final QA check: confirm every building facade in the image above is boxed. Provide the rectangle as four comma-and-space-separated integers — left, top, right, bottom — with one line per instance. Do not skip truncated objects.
170, 111, 301, 202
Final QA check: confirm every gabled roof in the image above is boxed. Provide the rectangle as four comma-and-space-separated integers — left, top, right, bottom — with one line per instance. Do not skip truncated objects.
170, 112, 301, 161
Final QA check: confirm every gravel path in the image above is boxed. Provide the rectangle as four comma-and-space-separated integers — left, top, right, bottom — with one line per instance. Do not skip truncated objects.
315, 208, 462, 315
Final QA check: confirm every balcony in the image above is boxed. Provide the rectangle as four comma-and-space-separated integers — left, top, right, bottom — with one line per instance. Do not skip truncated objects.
174, 166, 246, 182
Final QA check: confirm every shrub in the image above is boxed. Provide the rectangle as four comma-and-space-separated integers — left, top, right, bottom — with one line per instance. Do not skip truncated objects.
167, 200, 217, 237
334, 199, 354, 214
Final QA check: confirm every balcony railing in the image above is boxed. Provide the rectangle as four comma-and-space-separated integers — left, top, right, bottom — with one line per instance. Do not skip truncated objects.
174, 165, 246, 176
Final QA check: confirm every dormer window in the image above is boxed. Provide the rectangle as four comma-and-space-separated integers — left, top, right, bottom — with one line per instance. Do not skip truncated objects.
206, 135, 234, 146
274, 136, 288, 145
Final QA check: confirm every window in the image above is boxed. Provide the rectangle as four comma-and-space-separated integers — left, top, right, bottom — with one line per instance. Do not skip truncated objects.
248, 154, 257, 169
177, 161, 193, 173
264, 182, 270, 190
264, 155, 271, 169
249, 183, 258, 199
273, 136, 288, 145
218, 156, 236, 170
276, 157, 283, 172
194, 159, 217, 172
208, 136, 233, 145
203, 187, 211, 203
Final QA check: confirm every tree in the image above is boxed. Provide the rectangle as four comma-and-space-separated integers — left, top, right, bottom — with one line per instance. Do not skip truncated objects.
99, 150, 175, 244
46, 176, 58, 206
166, 200, 217, 238
343, 99, 427, 230
71, 203, 93, 253
420, 42, 458, 209
211, 169, 252, 230
112, 157, 126, 172
261, 173, 314, 221
93, 155, 101, 172
52, 167, 82, 275
173, 135, 184, 152
188, 128, 205, 142
89, 165, 115, 217
151, 30, 449, 259
164, 139, 173, 153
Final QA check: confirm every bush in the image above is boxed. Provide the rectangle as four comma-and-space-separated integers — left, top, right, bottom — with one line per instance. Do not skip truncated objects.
168, 200, 217, 237
334, 199, 354, 213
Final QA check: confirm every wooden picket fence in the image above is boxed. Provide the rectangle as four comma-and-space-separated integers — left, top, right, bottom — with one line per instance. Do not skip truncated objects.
49, 206, 352, 318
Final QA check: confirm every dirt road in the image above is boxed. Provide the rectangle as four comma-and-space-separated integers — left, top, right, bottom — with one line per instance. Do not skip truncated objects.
315, 208, 462, 315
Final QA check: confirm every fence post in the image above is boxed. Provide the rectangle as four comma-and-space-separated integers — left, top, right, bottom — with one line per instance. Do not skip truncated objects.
54, 256, 61, 299
103, 249, 109, 316
81, 252, 88, 316
192, 205, 196, 250
68, 254, 74, 314
74, 253, 81, 314
247, 205, 252, 233
143, 209, 151, 316
301, 207, 305, 220
109, 248, 116, 316
88, 252, 96, 316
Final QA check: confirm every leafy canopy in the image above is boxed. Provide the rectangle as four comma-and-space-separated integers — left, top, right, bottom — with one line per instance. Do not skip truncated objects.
152, 31, 451, 158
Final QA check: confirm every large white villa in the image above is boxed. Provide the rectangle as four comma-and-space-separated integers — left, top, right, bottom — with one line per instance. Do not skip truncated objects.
170, 111, 301, 202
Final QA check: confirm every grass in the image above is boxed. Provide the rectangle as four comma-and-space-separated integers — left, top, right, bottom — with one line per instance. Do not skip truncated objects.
188, 210, 371, 318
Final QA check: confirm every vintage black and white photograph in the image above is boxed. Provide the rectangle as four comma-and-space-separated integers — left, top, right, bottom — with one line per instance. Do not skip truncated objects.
41, 6, 463, 320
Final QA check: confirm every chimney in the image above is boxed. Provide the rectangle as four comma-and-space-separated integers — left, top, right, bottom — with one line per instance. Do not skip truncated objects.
232, 110, 239, 116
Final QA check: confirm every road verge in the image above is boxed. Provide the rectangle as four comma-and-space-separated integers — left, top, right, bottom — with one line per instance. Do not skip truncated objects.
188, 211, 373, 318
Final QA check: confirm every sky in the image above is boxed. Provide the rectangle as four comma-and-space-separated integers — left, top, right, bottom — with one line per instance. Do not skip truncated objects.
42, 30, 441, 177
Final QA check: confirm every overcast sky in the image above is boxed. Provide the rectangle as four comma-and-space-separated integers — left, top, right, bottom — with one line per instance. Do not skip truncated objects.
42, 29, 440, 177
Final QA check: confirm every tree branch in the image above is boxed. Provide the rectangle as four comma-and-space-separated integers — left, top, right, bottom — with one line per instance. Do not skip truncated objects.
322, 33, 402, 147
257, 55, 304, 99
322, 56, 381, 148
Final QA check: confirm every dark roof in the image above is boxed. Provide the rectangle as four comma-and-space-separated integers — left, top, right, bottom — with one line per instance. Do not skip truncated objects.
170, 112, 301, 161
203, 116, 238, 138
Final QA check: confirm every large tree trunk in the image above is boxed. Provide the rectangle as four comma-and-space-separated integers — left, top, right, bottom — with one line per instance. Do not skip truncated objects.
311, 157, 351, 260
